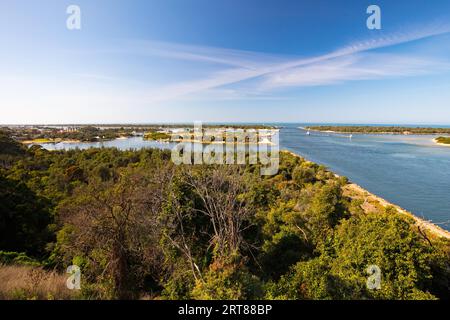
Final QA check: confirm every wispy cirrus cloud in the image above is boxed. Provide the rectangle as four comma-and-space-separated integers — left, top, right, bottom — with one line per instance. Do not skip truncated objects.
262, 53, 450, 89
18, 23, 448, 109
125, 40, 290, 69
132, 23, 450, 101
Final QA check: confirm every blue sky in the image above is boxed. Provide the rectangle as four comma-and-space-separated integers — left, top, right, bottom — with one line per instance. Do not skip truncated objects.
1, 0, 450, 124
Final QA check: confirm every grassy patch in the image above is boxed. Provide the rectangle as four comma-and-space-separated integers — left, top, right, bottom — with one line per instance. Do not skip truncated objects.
436, 136, 450, 144
0, 264, 77, 300
143, 132, 171, 140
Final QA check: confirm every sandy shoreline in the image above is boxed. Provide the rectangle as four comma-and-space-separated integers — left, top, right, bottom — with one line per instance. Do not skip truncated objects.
345, 182, 450, 240
433, 138, 450, 147
22, 139, 81, 145
283, 150, 450, 240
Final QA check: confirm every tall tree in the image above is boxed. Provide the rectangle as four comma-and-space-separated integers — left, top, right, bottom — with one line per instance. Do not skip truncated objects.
58, 166, 172, 299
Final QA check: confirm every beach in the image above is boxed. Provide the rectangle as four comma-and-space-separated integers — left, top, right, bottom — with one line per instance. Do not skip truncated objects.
284, 150, 450, 240
433, 137, 450, 147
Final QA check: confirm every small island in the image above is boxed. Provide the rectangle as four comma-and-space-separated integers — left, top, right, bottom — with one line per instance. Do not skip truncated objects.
434, 136, 450, 145
143, 131, 171, 141
143, 126, 278, 145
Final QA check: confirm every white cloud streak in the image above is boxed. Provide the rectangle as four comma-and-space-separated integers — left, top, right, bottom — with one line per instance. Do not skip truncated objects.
136, 24, 450, 101
263, 53, 450, 88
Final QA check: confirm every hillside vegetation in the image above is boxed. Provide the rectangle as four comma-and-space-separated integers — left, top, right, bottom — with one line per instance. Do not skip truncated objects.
0, 130, 449, 300
0, 129, 27, 168
436, 137, 450, 145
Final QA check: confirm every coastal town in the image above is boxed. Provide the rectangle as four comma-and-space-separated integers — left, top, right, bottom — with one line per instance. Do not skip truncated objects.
2, 124, 280, 146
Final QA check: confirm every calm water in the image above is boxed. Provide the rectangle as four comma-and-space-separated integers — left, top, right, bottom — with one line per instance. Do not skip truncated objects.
42, 138, 176, 151
41, 124, 450, 230
281, 124, 450, 230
